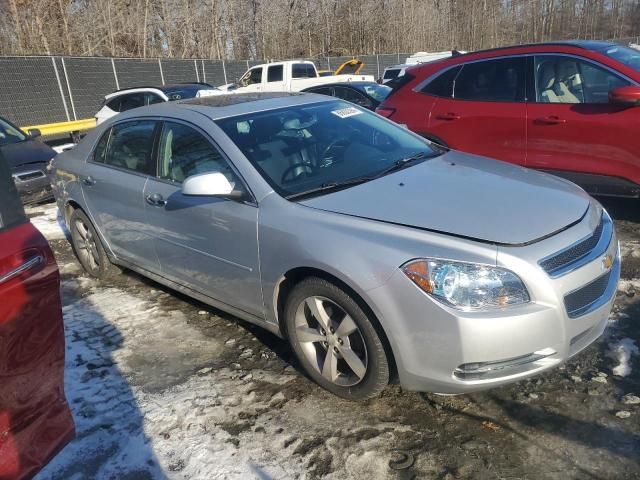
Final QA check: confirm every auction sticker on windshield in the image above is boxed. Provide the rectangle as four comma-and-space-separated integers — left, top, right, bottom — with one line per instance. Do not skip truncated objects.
331, 107, 362, 119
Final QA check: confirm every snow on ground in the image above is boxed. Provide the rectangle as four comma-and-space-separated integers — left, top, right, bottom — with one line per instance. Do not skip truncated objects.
609, 338, 639, 377
30, 201, 640, 479
25, 203, 68, 240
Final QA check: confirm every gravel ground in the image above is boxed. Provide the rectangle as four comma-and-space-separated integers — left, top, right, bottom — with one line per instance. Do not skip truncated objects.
30, 198, 640, 480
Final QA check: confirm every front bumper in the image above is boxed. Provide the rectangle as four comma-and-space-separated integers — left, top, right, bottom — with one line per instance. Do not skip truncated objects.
368, 217, 620, 394
13, 170, 54, 205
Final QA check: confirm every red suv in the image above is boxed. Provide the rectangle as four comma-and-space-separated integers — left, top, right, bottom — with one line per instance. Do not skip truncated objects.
377, 41, 640, 197
0, 151, 74, 479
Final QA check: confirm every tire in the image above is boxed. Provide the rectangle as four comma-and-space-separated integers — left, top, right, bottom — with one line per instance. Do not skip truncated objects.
69, 208, 119, 280
284, 277, 389, 401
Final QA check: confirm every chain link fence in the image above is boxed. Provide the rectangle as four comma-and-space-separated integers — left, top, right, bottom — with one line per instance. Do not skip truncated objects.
2, 37, 637, 128
0, 53, 415, 128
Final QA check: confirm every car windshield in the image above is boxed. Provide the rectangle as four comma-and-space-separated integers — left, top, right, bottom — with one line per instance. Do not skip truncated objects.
216, 100, 439, 198
359, 83, 392, 101
0, 118, 27, 146
601, 45, 640, 72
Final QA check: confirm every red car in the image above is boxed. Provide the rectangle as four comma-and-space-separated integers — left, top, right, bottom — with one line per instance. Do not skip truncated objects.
377, 41, 640, 197
0, 151, 74, 480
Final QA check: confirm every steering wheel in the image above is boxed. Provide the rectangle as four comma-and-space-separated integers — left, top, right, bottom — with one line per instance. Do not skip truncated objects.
320, 137, 350, 166
281, 163, 314, 184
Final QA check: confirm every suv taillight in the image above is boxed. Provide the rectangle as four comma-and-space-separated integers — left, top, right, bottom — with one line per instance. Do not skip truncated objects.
376, 107, 396, 118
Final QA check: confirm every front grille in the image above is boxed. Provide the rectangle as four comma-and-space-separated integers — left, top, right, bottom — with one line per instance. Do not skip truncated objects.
539, 213, 608, 277
14, 170, 45, 182
564, 269, 611, 318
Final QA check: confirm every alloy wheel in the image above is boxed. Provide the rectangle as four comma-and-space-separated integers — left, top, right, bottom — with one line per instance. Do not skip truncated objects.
294, 295, 368, 387
74, 218, 100, 272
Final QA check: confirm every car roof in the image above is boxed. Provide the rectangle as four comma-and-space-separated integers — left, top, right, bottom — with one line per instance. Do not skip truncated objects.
457, 40, 618, 58
107, 83, 213, 97
302, 81, 381, 89
116, 92, 332, 121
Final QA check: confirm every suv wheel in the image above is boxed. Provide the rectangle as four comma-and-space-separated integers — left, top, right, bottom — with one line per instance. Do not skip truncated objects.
285, 277, 389, 400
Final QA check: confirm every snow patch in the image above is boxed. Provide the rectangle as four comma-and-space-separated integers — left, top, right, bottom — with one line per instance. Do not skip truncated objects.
608, 338, 639, 377
26, 203, 68, 240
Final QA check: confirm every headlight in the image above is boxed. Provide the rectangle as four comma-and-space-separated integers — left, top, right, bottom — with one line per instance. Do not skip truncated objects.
401, 258, 530, 310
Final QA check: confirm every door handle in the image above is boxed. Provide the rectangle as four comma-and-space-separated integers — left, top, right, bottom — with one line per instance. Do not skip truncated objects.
82, 176, 96, 186
435, 112, 461, 121
145, 193, 166, 207
535, 115, 567, 125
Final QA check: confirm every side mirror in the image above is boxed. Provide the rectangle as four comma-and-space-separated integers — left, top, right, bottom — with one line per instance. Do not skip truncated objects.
27, 128, 41, 139
182, 172, 246, 200
609, 86, 640, 106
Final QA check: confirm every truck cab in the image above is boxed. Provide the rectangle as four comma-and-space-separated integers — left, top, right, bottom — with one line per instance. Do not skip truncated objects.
233, 60, 373, 94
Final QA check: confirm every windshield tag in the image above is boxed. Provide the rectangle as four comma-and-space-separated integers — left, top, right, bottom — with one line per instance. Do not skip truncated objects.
331, 107, 362, 119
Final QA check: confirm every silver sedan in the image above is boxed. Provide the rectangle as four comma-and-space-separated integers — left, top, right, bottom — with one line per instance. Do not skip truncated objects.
52, 93, 620, 400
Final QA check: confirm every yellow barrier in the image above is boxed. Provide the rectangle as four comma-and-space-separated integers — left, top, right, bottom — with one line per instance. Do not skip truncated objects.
21, 118, 96, 137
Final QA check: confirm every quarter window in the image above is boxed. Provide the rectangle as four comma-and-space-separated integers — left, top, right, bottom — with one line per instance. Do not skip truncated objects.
93, 129, 111, 163
267, 65, 284, 82
535, 55, 631, 104
421, 66, 461, 98
454, 58, 526, 102
104, 121, 156, 174
119, 93, 146, 111
158, 122, 235, 184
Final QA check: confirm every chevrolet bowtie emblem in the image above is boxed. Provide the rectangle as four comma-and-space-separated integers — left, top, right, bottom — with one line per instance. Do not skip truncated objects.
602, 254, 614, 271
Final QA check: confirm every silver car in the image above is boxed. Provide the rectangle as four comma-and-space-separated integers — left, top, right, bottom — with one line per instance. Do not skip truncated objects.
52, 93, 620, 400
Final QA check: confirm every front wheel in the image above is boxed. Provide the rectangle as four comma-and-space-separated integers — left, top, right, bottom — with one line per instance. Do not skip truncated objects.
285, 277, 389, 400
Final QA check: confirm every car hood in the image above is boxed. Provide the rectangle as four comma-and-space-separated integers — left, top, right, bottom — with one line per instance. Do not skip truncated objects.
0, 140, 56, 170
300, 151, 590, 245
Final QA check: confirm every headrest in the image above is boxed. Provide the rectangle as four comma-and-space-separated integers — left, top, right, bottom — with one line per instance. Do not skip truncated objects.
539, 63, 555, 90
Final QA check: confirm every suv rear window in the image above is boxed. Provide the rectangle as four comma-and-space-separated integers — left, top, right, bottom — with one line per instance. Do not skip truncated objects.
0, 151, 27, 231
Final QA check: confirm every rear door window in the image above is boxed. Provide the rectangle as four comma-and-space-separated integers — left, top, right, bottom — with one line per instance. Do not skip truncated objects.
292, 63, 316, 78
454, 58, 526, 102
104, 121, 157, 175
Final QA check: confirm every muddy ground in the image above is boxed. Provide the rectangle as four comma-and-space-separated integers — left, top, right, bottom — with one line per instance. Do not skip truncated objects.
32, 197, 640, 480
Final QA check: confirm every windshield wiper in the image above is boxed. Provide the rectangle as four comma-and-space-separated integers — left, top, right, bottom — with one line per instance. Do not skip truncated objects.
370, 151, 430, 179
286, 177, 372, 200
286, 151, 435, 201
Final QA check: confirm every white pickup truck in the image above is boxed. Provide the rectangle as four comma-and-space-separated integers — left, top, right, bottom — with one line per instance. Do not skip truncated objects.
220, 60, 374, 94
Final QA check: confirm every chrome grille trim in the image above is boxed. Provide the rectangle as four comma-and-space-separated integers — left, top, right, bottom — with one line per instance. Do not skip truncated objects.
564, 255, 619, 319
539, 212, 612, 278
13, 170, 46, 182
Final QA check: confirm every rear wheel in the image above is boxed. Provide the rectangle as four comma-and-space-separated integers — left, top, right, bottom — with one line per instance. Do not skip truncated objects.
285, 277, 389, 400
69, 209, 119, 279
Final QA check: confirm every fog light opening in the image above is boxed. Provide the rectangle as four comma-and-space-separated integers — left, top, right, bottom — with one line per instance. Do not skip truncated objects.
454, 349, 556, 381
